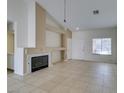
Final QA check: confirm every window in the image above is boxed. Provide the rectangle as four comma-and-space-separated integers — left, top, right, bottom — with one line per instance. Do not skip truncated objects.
92, 38, 112, 55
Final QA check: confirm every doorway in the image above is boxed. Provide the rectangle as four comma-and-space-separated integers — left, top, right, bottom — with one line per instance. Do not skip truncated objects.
7, 21, 14, 74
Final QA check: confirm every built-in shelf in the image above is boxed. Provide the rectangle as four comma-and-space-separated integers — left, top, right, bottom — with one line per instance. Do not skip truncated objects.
25, 3, 72, 71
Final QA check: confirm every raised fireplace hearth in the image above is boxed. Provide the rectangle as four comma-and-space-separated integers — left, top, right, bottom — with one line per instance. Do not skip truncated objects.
31, 55, 48, 72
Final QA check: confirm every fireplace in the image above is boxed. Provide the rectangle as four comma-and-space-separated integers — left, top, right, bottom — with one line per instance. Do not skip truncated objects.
31, 55, 48, 72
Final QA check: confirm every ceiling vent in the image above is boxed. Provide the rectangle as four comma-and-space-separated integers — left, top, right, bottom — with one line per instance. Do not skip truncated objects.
93, 10, 99, 15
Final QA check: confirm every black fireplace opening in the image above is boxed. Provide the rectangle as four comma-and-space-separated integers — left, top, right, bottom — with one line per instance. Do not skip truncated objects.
31, 55, 48, 72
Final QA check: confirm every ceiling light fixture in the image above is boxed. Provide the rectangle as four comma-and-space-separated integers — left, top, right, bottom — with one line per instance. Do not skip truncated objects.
64, 0, 67, 23
76, 27, 79, 31
63, 0, 68, 31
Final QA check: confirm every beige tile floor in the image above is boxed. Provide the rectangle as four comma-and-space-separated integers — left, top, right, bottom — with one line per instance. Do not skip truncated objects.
8, 60, 117, 93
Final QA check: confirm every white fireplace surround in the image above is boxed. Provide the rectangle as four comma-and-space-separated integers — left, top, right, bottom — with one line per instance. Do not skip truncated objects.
27, 52, 52, 73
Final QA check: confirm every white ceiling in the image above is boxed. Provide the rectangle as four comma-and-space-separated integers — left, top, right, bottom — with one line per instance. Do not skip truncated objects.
35, 0, 117, 31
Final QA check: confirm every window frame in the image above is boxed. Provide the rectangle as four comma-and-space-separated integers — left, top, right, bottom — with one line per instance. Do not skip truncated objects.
92, 38, 112, 55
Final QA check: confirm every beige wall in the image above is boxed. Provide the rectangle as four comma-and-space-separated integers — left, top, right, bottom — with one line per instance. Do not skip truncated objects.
46, 13, 64, 29
7, 31, 14, 54
51, 51, 61, 64
66, 29, 72, 38
24, 3, 72, 74
45, 30, 61, 48
7, 54, 14, 70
